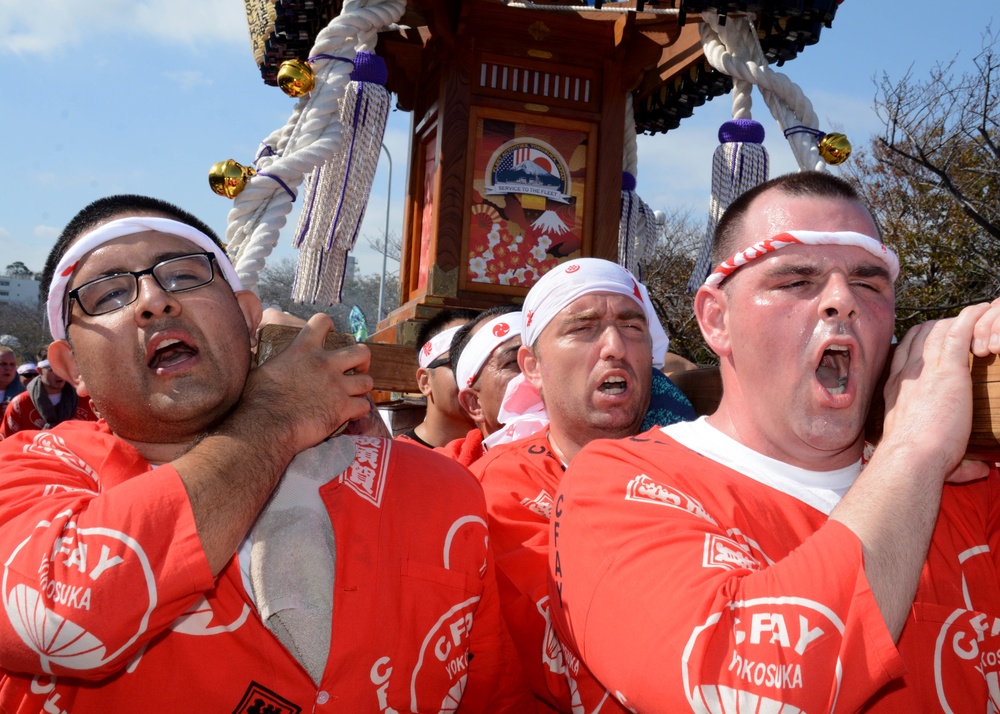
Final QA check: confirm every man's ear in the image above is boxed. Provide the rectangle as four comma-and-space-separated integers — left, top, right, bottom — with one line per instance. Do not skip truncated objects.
517, 343, 543, 392
235, 291, 264, 349
694, 285, 732, 358
48, 340, 88, 397
416, 367, 433, 398
458, 388, 485, 424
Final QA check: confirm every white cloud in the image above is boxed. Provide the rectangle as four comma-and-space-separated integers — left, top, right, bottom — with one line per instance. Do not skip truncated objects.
32, 226, 60, 242
163, 70, 214, 92
0, 0, 249, 56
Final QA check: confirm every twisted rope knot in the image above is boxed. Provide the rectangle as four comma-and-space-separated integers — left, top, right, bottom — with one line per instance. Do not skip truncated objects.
225, 0, 406, 291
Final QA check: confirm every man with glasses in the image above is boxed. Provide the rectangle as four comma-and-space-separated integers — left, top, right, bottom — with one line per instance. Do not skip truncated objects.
0, 195, 532, 711
397, 308, 477, 447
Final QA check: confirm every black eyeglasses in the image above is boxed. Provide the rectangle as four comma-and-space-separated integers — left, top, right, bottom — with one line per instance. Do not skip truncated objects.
427, 356, 451, 369
67, 252, 218, 317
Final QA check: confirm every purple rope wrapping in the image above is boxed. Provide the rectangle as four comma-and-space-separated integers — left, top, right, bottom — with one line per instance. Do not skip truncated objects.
308, 53, 355, 66
350, 51, 388, 86
622, 171, 637, 192
783, 125, 824, 139
719, 119, 765, 144
256, 171, 296, 202
255, 143, 276, 162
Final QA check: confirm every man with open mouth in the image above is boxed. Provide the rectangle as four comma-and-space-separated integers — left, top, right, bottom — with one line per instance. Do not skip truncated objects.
549, 171, 1000, 712
0, 195, 533, 711
470, 257, 694, 713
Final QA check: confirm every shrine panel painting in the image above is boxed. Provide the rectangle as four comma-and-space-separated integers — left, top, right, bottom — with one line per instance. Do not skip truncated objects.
466, 113, 591, 290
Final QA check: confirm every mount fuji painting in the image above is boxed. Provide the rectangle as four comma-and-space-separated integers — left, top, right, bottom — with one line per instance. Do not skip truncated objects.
495, 159, 564, 189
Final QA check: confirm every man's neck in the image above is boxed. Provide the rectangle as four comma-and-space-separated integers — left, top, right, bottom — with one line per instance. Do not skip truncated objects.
707, 403, 864, 471
419, 408, 474, 447
546, 428, 578, 466
122, 436, 195, 467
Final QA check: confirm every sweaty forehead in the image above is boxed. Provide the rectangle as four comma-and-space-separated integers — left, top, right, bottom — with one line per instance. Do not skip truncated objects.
747, 192, 877, 240
556, 291, 644, 320
757, 242, 887, 271
70, 231, 201, 281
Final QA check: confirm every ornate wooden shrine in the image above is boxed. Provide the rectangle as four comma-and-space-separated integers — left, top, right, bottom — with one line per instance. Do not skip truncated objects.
243, 0, 842, 347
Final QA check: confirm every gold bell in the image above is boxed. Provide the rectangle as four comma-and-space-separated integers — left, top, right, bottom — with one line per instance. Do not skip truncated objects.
208, 159, 256, 199
818, 132, 852, 165
277, 59, 316, 98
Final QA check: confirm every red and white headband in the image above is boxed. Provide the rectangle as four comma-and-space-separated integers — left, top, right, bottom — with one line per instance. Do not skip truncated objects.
455, 312, 522, 390
47, 217, 243, 341
418, 324, 464, 369
703, 230, 899, 288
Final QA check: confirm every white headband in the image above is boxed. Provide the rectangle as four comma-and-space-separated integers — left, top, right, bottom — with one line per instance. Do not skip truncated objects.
522, 258, 669, 369
418, 324, 464, 369
47, 217, 243, 341
456, 312, 523, 390
703, 230, 900, 288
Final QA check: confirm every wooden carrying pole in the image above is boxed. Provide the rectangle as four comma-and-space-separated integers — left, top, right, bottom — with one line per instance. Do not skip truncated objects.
258, 325, 1000, 460
256, 324, 420, 394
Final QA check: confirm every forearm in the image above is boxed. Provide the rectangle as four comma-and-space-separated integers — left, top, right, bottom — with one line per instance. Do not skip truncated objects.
174, 326, 374, 576
172, 399, 299, 576
828, 442, 945, 640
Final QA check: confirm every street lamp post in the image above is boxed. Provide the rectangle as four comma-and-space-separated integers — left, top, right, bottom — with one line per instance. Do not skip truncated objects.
377, 143, 393, 323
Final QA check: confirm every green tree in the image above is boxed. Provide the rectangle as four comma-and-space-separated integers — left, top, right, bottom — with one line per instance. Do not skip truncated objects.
4, 262, 33, 278
255, 258, 400, 337
0, 301, 48, 360
846, 28, 1000, 334
639, 207, 717, 366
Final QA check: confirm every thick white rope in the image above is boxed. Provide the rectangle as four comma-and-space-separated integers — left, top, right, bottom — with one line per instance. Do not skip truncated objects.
226, 0, 406, 291
699, 9, 825, 172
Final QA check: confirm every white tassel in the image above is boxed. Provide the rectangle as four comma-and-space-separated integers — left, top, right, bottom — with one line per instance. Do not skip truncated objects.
292, 51, 391, 304
688, 119, 769, 292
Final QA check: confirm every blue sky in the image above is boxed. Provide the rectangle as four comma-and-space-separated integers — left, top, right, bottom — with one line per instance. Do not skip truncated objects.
2, 0, 996, 282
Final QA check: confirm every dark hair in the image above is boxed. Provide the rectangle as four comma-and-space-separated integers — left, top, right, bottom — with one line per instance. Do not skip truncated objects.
449, 305, 519, 383
711, 171, 871, 268
40, 194, 223, 300
414, 308, 478, 357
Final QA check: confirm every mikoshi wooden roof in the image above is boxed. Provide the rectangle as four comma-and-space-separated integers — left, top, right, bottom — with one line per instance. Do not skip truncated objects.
242, 0, 843, 135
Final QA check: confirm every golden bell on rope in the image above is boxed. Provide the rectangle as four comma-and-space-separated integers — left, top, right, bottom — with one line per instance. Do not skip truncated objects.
277, 59, 316, 97
818, 132, 852, 165
208, 159, 256, 199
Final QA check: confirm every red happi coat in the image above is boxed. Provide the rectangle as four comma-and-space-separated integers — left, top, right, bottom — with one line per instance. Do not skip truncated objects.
0, 421, 533, 713
551, 418, 1000, 713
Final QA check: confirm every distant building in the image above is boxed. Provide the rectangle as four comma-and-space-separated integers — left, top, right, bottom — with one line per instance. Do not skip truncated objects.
0, 275, 40, 307
345, 255, 357, 282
